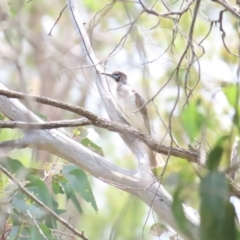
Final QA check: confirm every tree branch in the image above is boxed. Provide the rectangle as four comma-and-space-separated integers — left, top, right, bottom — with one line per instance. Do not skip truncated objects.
66, 0, 162, 170
211, 0, 240, 18
227, 136, 240, 180
0, 164, 88, 240
0, 119, 90, 130
0, 88, 198, 163
138, 0, 195, 18
0, 84, 200, 240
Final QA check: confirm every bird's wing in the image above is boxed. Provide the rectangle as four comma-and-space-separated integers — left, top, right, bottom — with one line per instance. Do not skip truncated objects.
134, 91, 151, 134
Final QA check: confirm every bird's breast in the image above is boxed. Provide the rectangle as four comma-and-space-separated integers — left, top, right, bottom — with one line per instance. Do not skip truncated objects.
116, 86, 147, 133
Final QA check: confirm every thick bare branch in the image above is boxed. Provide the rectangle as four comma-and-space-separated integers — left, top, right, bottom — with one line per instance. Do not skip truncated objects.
0, 88, 198, 163
66, 0, 161, 169
0, 84, 200, 240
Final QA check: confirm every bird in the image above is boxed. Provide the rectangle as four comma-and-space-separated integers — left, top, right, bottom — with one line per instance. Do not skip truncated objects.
101, 71, 164, 169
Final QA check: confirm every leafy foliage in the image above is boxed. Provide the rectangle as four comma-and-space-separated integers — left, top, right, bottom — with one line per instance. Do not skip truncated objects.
0, 0, 240, 239
0, 158, 96, 239
81, 138, 104, 156
62, 164, 98, 212
200, 171, 237, 240
182, 99, 206, 142
223, 85, 240, 132
200, 141, 238, 240
172, 188, 193, 239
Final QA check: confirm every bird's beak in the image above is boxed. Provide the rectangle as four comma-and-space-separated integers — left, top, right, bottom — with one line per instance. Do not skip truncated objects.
101, 72, 112, 78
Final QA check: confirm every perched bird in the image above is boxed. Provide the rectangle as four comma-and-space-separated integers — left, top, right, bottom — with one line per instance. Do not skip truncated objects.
101, 71, 164, 169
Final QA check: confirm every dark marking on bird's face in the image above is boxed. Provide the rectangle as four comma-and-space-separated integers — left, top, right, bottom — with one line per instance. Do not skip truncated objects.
111, 71, 122, 82
101, 71, 127, 83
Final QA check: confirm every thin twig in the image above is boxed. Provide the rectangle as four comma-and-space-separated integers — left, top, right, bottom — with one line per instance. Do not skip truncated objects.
211, 0, 240, 18
48, 5, 67, 36
139, 0, 195, 17
0, 119, 90, 130
0, 164, 88, 240
27, 210, 48, 240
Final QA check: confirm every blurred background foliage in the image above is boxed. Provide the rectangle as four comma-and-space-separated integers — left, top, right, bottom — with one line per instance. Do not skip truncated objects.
0, 0, 239, 239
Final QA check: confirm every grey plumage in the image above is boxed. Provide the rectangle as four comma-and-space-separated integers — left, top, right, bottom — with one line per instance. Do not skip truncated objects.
102, 71, 150, 133
101, 71, 164, 169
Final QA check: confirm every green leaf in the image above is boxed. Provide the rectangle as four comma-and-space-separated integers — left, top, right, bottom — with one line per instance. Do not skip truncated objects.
52, 175, 65, 194
54, 208, 66, 215
59, 177, 73, 200
62, 165, 98, 212
0, 157, 29, 179
81, 138, 104, 156
30, 225, 57, 240
69, 187, 84, 215
206, 146, 223, 172
0, 158, 42, 180
12, 192, 29, 212
25, 175, 57, 228
11, 210, 22, 225
26, 175, 53, 208
223, 85, 238, 108
223, 85, 240, 131
200, 172, 237, 240
8, 225, 21, 239
215, 135, 230, 146
200, 172, 228, 218
60, 176, 83, 214
182, 99, 205, 142
53, 171, 83, 214
28, 203, 45, 219
70, 169, 97, 211
233, 111, 240, 132
219, 202, 237, 240
206, 136, 228, 171
172, 188, 193, 239
67, 169, 98, 212
30, 226, 44, 240
62, 164, 78, 175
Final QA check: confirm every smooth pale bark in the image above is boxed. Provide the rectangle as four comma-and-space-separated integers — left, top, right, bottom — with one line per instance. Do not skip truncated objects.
0, 83, 200, 239
66, 0, 200, 238
0, 0, 200, 238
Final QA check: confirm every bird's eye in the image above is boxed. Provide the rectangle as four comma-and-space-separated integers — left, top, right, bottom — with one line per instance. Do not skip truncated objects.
113, 73, 120, 78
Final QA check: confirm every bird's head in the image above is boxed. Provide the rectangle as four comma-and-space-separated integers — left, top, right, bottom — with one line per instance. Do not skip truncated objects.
101, 71, 127, 84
